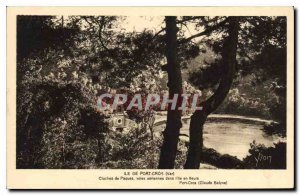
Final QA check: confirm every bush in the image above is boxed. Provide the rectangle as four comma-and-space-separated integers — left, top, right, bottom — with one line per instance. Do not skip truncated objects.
263, 122, 286, 137
243, 141, 286, 169
95, 127, 188, 169
99, 129, 160, 169
17, 80, 109, 168
201, 147, 244, 169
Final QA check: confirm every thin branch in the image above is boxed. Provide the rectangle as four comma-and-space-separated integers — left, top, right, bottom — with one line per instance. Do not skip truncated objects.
151, 17, 203, 41
177, 16, 204, 24
179, 18, 229, 44
152, 28, 166, 40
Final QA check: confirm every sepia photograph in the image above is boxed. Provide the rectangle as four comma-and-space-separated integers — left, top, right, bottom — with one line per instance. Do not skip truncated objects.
6, 7, 294, 189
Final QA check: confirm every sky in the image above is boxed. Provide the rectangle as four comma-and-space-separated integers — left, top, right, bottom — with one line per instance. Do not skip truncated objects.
55, 15, 205, 42
122, 16, 165, 33
122, 16, 201, 40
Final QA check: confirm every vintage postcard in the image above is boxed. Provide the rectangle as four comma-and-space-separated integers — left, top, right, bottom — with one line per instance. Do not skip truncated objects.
7, 7, 294, 189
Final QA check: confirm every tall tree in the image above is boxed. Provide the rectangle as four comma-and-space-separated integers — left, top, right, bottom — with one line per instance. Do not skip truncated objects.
158, 16, 183, 169
184, 17, 239, 169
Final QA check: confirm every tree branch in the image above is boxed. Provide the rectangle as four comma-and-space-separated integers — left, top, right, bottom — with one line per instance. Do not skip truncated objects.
151, 17, 204, 41
183, 17, 239, 169
203, 17, 239, 115
178, 18, 229, 44
177, 16, 204, 24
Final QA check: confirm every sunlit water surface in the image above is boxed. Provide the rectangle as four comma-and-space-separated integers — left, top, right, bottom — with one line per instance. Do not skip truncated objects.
154, 118, 284, 160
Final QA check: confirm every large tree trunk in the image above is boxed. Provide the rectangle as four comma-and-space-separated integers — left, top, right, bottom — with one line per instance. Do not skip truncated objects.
158, 16, 183, 169
184, 17, 239, 169
184, 111, 207, 169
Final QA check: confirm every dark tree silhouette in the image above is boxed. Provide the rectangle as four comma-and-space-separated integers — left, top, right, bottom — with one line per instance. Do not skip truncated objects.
158, 16, 183, 169
184, 17, 239, 169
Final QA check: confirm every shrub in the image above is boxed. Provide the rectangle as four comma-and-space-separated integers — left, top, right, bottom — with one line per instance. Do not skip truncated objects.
243, 141, 286, 169
17, 80, 109, 168
201, 147, 244, 169
96, 129, 161, 169
263, 122, 286, 137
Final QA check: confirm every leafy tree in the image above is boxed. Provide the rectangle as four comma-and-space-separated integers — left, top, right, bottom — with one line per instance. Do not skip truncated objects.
159, 16, 286, 169
16, 16, 109, 168
183, 17, 239, 168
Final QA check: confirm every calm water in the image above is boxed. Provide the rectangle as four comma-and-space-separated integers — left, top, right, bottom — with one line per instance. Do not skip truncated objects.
155, 118, 283, 160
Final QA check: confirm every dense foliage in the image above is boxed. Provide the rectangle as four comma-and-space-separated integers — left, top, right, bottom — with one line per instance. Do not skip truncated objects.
243, 141, 286, 169
16, 16, 287, 169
